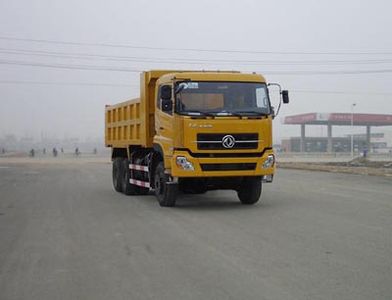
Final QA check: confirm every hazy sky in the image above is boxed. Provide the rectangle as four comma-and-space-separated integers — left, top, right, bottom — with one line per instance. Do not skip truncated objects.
0, 0, 391, 142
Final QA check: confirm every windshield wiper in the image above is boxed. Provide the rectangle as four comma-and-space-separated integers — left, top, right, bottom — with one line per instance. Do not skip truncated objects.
210, 110, 268, 117
182, 110, 215, 117
209, 110, 242, 117
234, 110, 269, 116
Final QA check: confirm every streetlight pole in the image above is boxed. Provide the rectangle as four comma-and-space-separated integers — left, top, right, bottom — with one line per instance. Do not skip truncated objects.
351, 103, 356, 159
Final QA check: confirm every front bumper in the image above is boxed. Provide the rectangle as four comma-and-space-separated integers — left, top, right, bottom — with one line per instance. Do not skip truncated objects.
170, 149, 275, 178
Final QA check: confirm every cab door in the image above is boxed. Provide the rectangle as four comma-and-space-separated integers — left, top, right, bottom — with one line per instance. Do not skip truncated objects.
154, 84, 175, 157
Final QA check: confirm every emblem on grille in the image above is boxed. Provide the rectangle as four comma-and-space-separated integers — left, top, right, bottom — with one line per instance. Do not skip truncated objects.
222, 135, 236, 148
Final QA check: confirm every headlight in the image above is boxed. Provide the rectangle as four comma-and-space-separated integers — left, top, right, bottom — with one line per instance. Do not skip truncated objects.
262, 154, 275, 169
176, 156, 194, 171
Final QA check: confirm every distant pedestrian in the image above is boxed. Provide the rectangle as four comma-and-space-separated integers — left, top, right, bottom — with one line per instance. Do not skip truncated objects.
52, 148, 58, 157
43, 148, 46, 155
75, 147, 80, 156
93, 148, 97, 155
30, 149, 35, 157
1, 148, 5, 154
61, 147, 64, 153
363, 148, 368, 158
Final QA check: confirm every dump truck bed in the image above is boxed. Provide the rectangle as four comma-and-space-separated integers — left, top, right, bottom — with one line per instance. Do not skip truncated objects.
105, 98, 144, 147
105, 70, 179, 148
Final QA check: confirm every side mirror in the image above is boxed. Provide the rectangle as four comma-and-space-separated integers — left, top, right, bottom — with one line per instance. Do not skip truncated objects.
160, 85, 172, 100
282, 90, 289, 104
161, 99, 173, 112
270, 106, 275, 119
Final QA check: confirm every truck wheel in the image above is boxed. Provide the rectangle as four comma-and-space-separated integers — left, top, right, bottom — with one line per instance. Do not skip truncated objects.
154, 162, 177, 207
122, 159, 137, 195
237, 177, 262, 205
112, 158, 124, 193
122, 159, 150, 195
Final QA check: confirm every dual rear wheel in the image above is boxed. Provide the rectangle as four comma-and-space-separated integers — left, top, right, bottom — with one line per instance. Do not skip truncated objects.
112, 158, 123, 193
112, 158, 149, 195
112, 158, 177, 206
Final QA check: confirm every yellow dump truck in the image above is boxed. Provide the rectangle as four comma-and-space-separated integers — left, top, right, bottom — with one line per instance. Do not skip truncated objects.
105, 70, 289, 207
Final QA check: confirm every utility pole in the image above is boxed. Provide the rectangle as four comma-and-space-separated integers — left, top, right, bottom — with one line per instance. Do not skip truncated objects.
351, 103, 356, 159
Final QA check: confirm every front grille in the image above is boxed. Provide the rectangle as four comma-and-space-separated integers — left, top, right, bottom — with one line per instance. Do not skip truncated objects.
200, 163, 257, 171
197, 133, 258, 150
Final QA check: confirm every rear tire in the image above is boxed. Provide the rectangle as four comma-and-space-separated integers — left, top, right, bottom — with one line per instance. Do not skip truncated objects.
154, 162, 177, 207
237, 177, 262, 205
122, 159, 138, 195
112, 158, 124, 193
122, 159, 150, 195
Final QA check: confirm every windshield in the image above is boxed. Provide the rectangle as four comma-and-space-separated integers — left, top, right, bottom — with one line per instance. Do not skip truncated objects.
175, 81, 271, 116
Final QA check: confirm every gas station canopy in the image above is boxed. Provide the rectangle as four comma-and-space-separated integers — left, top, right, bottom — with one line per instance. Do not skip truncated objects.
283, 113, 392, 152
284, 113, 392, 127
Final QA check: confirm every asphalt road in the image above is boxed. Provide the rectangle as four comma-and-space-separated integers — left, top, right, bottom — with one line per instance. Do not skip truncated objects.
0, 160, 391, 300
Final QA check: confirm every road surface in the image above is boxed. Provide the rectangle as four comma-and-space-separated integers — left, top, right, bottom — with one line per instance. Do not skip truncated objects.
0, 160, 391, 300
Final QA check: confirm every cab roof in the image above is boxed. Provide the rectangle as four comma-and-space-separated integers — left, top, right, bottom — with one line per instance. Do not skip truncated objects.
148, 70, 266, 84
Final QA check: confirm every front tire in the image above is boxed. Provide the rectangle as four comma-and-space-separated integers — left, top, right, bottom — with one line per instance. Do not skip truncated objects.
237, 177, 262, 205
154, 162, 177, 207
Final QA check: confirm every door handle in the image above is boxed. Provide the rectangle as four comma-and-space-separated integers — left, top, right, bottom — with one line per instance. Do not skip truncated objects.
159, 127, 165, 130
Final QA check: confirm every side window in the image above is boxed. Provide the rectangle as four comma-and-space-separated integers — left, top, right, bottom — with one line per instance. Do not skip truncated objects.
157, 85, 162, 109
256, 87, 269, 111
